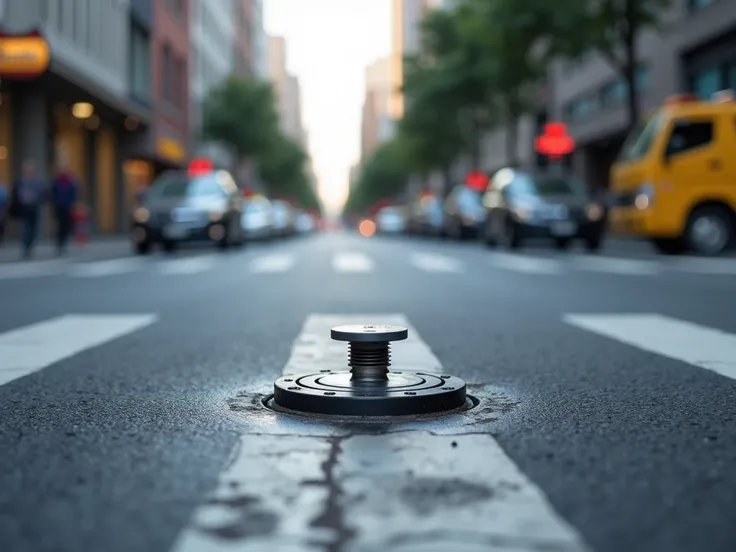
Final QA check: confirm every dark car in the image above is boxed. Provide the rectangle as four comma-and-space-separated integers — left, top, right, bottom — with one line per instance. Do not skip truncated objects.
131, 170, 245, 254
443, 185, 485, 239
480, 168, 606, 251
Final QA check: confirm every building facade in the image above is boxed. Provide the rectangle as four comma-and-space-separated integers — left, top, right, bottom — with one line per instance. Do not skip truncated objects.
190, 0, 235, 166
549, 0, 736, 189
233, 0, 255, 77
0, 0, 151, 235
251, 0, 268, 80
267, 35, 305, 144
360, 57, 393, 161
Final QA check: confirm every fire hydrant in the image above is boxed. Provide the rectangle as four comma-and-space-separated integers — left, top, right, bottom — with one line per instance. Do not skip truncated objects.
73, 203, 90, 246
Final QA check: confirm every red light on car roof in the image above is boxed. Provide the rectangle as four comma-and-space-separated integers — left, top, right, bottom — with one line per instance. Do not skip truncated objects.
535, 122, 574, 157
665, 94, 699, 105
188, 158, 213, 176
465, 171, 489, 191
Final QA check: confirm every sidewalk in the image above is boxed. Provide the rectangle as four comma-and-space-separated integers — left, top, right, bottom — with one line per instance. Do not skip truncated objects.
0, 236, 131, 264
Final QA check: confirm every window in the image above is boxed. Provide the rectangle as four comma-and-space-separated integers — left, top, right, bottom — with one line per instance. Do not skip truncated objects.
130, 24, 150, 102
618, 112, 665, 162
727, 63, 736, 91
689, 0, 716, 10
692, 68, 721, 99
163, 44, 173, 104
665, 120, 714, 156
175, 57, 186, 108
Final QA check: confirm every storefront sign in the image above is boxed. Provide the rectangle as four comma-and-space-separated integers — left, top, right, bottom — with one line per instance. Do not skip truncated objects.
156, 137, 186, 163
0, 30, 50, 79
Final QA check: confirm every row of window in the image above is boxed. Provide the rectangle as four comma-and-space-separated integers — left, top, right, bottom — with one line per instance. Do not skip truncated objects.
563, 66, 651, 122
166, 0, 186, 23
163, 44, 187, 110
39, 0, 125, 72
690, 62, 736, 100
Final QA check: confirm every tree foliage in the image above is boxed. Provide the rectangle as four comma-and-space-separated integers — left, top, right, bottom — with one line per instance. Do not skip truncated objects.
202, 75, 321, 212
343, 139, 411, 215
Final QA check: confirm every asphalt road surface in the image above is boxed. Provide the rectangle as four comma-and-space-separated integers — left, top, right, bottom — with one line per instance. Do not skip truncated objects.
1, 231, 735, 552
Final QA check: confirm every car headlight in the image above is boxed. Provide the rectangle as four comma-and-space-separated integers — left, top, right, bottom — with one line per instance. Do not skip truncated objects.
134, 207, 149, 223
585, 204, 603, 221
635, 183, 654, 210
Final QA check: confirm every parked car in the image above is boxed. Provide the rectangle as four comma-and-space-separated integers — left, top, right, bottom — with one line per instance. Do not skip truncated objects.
295, 210, 316, 233
480, 168, 606, 251
271, 200, 295, 237
131, 169, 245, 254
443, 185, 485, 239
241, 196, 273, 240
408, 194, 444, 236
375, 206, 406, 234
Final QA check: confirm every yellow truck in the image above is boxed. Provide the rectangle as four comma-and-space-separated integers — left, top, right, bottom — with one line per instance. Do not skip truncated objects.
609, 91, 736, 255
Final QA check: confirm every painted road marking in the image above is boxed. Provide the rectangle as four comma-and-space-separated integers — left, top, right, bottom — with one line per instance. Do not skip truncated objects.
564, 313, 736, 380
410, 252, 464, 272
69, 258, 142, 277
0, 259, 66, 280
249, 254, 295, 273
489, 252, 562, 274
157, 255, 216, 275
332, 252, 373, 272
171, 313, 590, 552
0, 314, 157, 387
571, 255, 658, 275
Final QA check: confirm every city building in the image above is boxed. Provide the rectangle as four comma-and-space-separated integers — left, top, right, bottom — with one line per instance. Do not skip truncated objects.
123, 0, 191, 218
190, 0, 236, 167
548, 0, 736, 189
0, 0, 152, 235
267, 35, 305, 143
251, 0, 268, 80
233, 0, 255, 77
360, 57, 393, 161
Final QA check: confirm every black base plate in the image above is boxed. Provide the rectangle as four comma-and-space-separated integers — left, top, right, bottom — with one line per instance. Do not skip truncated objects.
273, 371, 467, 416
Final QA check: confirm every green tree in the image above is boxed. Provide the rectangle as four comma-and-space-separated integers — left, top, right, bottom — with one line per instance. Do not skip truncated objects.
260, 133, 321, 211
202, 76, 280, 159
343, 139, 410, 215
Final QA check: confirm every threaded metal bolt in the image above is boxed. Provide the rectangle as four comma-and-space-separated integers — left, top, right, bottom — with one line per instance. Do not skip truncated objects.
331, 324, 408, 384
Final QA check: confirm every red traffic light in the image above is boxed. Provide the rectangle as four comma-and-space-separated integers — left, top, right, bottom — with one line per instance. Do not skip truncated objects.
535, 122, 574, 158
465, 171, 489, 191
188, 158, 213, 176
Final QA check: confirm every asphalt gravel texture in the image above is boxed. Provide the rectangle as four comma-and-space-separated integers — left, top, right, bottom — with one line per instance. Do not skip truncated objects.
0, 230, 735, 552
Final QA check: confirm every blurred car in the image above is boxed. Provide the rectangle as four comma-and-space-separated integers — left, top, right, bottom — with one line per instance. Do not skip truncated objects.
271, 200, 295, 237
443, 185, 485, 239
480, 168, 606, 251
375, 206, 406, 233
131, 169, 245, 254
295, 210, 316, 233
241, 196, 273, 240
408, 194, 444, 236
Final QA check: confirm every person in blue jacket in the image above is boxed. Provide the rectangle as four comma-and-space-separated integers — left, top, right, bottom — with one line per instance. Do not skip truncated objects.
49, 165, 80, 255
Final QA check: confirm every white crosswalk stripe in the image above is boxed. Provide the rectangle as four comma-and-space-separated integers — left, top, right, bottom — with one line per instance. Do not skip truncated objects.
0, 314, 157, 387
68, 258, 143, 277
0, 260, 66, 280
249, 254, 295, 273
564, 313, 736, 381
489, 252, 563, 274
157, 255, 217, 275
171, 313, 591, 552
410, 252, 464, 272
332, 252, 374, 272
570, 255, 659, 275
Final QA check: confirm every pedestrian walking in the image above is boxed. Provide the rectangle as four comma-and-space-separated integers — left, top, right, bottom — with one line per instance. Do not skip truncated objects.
10, 161, 46, 259
49, 165, 80, 256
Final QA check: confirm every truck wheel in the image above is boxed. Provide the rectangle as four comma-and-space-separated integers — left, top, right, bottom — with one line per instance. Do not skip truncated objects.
685, 205, 733, 256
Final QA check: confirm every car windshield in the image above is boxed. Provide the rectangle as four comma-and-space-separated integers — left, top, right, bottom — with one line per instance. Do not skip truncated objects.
146, 174, 222, 199
618, 111, 664, 162
515, 174, 587, 197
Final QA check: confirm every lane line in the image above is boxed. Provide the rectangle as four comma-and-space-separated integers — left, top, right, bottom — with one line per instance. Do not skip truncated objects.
489, 252, 562, 274
570, 255, 658, 275
157, 255, 216, 275
0, 314, 157, 387
410, 252, 464, 272
171, 313, 590, 552
332, 252, 373, 272
0, 260, 66, 280
564, 313, 736, 380
68, 258, 143, 277
249, 254, 295, 273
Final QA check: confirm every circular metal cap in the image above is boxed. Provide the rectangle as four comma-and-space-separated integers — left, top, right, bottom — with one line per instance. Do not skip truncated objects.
331, 324, 408, 342
273, 371, 466, 416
